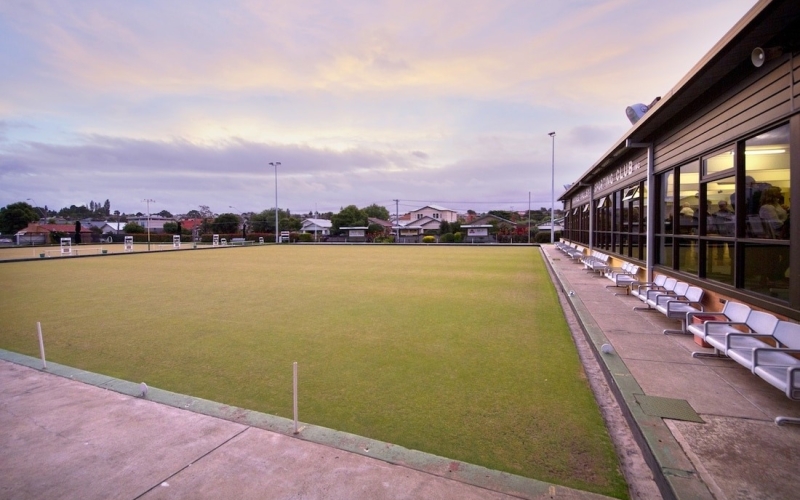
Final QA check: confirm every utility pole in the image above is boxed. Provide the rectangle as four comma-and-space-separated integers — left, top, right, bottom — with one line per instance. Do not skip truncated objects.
394, 199, 399, 243
143, 199, 155, 251
548, 131, 556, 244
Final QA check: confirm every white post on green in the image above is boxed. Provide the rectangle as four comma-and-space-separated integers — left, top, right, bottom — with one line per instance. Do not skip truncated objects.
293, 361, 299, 434
37, 322, 46, 369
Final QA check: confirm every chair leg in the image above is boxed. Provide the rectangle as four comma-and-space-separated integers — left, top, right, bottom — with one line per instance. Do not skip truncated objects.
664, 320, 691, 335
776, 416, 800, 426
691, 348, 726, 359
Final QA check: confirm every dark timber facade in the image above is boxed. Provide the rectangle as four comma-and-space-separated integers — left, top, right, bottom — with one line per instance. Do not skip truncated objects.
559, 0, 800, 320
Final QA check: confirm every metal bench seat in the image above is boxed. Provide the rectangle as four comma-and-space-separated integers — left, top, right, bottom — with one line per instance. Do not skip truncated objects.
644, 280, 688, 311
656, 285, 704, 335
605, 263, 641, 295
630, 274, 667, 302
694, 310, 779, 360
687, 301, 752, 342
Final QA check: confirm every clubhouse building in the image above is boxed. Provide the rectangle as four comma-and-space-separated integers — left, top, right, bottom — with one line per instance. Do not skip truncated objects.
558, 0, 799, 320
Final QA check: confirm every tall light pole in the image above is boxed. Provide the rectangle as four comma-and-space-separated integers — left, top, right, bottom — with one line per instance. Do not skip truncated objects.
548, 132, 556, 244
143, 198, 155, 251
26, 198, 47, 247
269, 162, 281, 243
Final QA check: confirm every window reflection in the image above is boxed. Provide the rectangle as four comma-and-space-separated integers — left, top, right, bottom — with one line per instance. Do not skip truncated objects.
705, 241, 734, 285
678, 162, 699, 235
706, 176, 736, 236
660, 171, 674, 234
743, 243, 790, 300
744, 124, 790, 240
677, 239, 698, 273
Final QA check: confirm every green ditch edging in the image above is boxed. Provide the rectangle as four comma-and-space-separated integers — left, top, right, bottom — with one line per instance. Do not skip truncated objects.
540, 247, 713, 500
0, 348, 613, 500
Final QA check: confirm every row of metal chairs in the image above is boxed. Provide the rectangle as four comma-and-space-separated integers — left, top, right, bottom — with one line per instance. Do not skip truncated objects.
556, 241, 799, 426
605, 262, 641, 295
686, 301, 800, 425
554, 241, 585, 260
581, 251, 610, 274
629, 276, 706, 335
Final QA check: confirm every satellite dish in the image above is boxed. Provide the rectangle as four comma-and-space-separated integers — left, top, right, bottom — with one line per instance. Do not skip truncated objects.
751, 47, 766, 67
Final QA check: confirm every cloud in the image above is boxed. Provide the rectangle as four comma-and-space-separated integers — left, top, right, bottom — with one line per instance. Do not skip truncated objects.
0, 0, 759, 216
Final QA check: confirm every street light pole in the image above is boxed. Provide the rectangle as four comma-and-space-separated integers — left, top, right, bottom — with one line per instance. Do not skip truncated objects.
269, 162, 281, 243
548, 132, 556, 244
143, 199, 155, 251
26, 198, 47, 247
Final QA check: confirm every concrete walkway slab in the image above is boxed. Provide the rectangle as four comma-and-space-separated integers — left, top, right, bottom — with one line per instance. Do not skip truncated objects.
0, 358, 611, 500
543, 244, 800, 500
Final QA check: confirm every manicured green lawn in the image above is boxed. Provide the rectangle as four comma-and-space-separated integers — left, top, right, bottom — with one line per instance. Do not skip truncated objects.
0, 245, 627, 498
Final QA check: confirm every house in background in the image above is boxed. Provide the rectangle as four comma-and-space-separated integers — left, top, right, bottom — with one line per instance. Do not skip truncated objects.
468, 213, 517, 231
406, 216, 441, 234
126, 215, 174, 234
99, 222, 126, 234
301, 218, 332, 236
367, 217, 393, 235
407, 205, 458, 223
15, 223, 93, 245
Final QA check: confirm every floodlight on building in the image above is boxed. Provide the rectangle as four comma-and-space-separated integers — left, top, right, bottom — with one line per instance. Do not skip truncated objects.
625, 96, 661, 125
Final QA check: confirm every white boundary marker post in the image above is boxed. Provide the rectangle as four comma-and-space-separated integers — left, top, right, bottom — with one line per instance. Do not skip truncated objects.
293, 361, 299, 434
124, 236, 134, 252
37, 322, 47, 369
173, 235, 181, 249
213, 234, 220, 246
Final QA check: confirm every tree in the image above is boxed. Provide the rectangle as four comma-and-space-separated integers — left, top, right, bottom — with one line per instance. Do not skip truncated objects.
186, 209, 202, 218
331, 205, 367, 233
198, 205, 214, 218
250, 209, 290, 233
124, 222, 145, 233
157, 210, 173, 218
488, 210, 514, 221
439, 220, 451, 235
163, 222, 180, 234
362, 203, 390, 220
0, 202, 39, 234
74, 221, 82, 244
103, 199, 111, 216
214, 213, 240, 234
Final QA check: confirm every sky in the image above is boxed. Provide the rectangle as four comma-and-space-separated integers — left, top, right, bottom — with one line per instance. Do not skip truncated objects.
0, 0, 758, 217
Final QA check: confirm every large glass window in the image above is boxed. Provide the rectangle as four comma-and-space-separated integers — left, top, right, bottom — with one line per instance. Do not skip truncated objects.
743, 124, 790, 240
653, 123, 791, 304
677, 161, 699, 236
742, 124, 790, 298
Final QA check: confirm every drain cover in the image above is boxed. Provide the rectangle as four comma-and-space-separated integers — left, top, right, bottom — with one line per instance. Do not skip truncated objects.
634, 394, 704, 423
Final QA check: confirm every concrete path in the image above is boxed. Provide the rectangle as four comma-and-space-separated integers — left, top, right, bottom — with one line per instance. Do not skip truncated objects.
541, 244, 800, 500
0, 358, 609, 500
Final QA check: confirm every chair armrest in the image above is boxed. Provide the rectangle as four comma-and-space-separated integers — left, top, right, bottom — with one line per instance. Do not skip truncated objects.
646, 290, 674, 301
724, 332, 774, 350
666, 300, 702, 313
752, 348, 800, 370
704, 321, 748, 335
